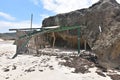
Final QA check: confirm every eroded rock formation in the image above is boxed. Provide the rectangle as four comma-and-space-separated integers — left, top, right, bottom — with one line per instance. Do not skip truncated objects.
42, 0, 120, 68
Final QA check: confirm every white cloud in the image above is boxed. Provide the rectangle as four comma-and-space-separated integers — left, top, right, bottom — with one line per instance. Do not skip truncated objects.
31, 0, 40, 6
116, 0, 120, 3
0, 12, 16, 21
0, 20, 41, 32
41, 0, 100, 13
40, 14, 50, 20
37, 0, 120, 14
90, 0, 99, 4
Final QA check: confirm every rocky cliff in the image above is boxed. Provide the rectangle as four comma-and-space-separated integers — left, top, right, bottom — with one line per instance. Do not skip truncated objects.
42, 0, 120, 69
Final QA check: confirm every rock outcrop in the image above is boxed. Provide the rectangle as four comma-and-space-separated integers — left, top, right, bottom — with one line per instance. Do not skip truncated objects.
42, 0, 120, 69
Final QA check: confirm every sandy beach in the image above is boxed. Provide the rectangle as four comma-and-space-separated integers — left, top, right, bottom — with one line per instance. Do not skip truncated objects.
0, 39, 114, 80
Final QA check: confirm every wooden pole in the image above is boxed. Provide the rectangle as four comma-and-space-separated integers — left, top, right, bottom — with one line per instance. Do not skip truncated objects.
77, 27, 80, 54
31, 14, 33, 30
84, 40, 87, 51
52, 32, 56, 48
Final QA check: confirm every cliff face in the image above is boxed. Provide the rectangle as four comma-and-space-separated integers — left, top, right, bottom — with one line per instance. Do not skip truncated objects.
42, 0, 120, 68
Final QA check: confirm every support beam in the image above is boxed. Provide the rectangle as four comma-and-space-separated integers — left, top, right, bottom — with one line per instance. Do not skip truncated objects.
84, 40, 87, 51
9, 28, 42, 31
30, 14, 33, 30
18, 26, 84, 39
52, 32, 56, 48
9, 26, 60, 31
77, 27, 80, 54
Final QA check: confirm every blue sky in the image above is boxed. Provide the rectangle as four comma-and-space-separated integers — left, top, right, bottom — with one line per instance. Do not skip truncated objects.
0, 0, 120, 33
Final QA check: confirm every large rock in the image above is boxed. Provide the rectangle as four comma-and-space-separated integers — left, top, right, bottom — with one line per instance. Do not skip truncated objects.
42, 0, 120, 69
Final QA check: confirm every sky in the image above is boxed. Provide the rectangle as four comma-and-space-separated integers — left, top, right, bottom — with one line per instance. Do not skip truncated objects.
0, 0, 120, 33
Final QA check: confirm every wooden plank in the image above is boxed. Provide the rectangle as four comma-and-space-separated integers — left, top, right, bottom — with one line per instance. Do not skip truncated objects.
9, 28, 42, 31
9, 26, 60, 31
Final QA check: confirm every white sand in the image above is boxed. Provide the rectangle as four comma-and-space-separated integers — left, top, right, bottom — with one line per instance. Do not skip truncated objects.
0, 39, 112, 80
0, 40, 16, 58
0, 39, 4, 41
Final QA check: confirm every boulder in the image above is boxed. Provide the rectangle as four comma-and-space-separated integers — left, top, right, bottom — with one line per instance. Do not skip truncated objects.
42, 0, 120, 68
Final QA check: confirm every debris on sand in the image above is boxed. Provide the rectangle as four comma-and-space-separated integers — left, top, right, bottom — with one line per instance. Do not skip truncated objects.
25, 67, 35, 72
59, 56, 95, 74
2, 68, 10, 72
108, 74, 120, 80
96, 70, 106, 77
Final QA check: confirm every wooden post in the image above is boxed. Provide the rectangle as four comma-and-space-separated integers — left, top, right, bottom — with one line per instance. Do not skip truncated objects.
77, 27, 80, 54
31, 14, 33, 30
84, 40, 87, 51
52, 32, 56, 48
